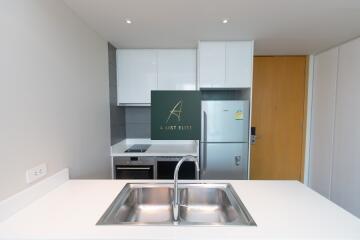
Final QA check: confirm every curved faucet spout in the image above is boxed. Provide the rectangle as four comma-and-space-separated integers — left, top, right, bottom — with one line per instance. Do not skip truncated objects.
173, 155, 200, 222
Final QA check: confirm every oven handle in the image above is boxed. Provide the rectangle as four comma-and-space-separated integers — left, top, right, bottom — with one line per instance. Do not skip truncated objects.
116, 167, 151, 170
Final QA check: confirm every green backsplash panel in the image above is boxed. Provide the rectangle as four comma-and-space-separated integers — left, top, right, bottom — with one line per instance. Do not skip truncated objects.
151, 91, 201, 140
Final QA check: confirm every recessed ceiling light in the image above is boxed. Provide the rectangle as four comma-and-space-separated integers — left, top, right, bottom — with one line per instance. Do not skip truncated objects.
222, 19, 229, 24
125, 19, 132, 24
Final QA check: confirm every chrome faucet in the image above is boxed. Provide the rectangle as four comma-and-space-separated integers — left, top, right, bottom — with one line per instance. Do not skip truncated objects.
173, 155, 200, 222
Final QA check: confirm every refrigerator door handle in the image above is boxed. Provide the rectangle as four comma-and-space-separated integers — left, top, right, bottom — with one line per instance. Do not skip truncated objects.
235, 155, 243, 178
201, 111, 208, 171
203, 111, 207, 142
235, 156, 241, 166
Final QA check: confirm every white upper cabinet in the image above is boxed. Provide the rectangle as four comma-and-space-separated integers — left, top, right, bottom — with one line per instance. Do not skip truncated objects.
117, 49, 197, 105
157, 49, 196, 90
198, 42, 226, 88
198, 41, 254, 88
117, 50, 157, 105
225, 41, 253, 88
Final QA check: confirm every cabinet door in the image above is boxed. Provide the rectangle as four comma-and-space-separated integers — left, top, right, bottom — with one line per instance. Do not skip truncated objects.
331, 38, 360, 218
198, 42, 226, 88
117, 50, 157, 104
157, 49, 196, 90
225, 41, 253, 88
309, 48, 339, 198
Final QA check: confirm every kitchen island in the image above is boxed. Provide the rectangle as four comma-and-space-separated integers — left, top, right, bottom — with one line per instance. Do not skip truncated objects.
0, 172, 359, 239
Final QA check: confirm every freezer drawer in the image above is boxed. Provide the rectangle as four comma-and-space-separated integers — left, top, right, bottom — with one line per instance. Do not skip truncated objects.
200, 143, 249, 180
201, 100, 249, 142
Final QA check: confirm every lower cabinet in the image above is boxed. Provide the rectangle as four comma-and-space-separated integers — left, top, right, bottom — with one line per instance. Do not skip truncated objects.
157, 161, 196, 179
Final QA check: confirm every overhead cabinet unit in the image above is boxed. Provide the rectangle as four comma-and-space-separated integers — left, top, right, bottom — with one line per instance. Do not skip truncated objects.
117, 49, 196, 105
117, 50, 157, 105
198, 41, 254, 88
157, 50, 196, 91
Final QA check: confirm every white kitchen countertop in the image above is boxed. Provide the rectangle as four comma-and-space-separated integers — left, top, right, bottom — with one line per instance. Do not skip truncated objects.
0, 179, 359, 240
111, 138, 198, 157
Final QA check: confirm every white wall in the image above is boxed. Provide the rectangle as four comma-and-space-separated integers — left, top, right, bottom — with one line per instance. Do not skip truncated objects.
0, 0, 111, 201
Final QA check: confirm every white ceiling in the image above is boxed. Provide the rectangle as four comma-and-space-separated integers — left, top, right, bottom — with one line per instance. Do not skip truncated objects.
63, 0, 360, 55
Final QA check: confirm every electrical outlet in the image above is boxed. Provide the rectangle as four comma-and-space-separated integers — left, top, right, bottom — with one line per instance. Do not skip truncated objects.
26, 163, 47, 184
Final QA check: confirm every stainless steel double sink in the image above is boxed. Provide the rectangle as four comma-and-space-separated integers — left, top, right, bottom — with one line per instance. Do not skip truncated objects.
97, 183, 256, 226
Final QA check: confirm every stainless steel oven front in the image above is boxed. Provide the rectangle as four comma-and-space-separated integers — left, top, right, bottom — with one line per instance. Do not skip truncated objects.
115, 165, 154, 179
113, 156, 156, 179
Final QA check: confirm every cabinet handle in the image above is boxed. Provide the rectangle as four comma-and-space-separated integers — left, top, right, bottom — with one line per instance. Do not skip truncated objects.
116, 167, 151, 170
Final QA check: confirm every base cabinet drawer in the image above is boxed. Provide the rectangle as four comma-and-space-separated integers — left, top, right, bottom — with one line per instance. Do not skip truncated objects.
157, 161, 195, 179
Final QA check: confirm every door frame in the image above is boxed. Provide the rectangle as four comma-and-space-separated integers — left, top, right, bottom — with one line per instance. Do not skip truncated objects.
303, 55, 315, 185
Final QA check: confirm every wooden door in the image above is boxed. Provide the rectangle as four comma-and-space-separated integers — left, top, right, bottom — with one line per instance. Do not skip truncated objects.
250, 56, 307, 180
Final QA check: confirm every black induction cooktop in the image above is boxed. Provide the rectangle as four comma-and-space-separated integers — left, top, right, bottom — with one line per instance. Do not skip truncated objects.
125, 144, 151, 153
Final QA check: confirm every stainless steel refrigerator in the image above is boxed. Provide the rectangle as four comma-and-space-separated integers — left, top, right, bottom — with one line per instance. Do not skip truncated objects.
200, 100, 250, 180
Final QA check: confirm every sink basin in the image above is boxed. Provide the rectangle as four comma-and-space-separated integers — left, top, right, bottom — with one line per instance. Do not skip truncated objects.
179, 185, 254, 225
97, 183, 256, 226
